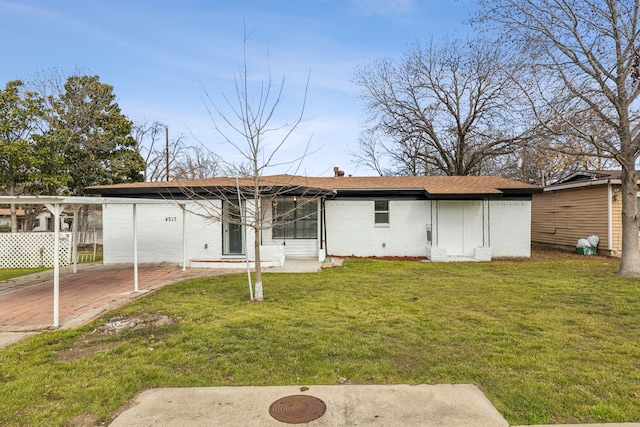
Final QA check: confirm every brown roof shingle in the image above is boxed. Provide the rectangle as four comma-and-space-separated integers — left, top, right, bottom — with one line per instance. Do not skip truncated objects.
87, 174, 540, 197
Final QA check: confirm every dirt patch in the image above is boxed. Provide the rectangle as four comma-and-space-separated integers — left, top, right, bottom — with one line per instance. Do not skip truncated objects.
64, 390, 146, 426
55, 314, 176, 362
63, 411, 101, 427
98, 314, 176, 333
369, 256, 428, 261
529, 245, 608, 261
333, 255, 428, 262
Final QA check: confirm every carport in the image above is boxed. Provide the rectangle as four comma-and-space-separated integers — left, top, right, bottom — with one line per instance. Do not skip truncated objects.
0, 196, 188, 328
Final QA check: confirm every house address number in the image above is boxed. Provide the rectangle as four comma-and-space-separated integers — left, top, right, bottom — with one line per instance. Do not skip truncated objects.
165, 217, 177, 222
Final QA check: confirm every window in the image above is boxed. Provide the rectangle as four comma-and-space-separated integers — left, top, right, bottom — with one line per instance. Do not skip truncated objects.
374, 200, 389, 224
272, 198, 318, 239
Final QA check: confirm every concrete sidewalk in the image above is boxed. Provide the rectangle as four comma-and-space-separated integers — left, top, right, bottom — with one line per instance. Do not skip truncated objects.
109, 384, 509, 427
109, 385, 640, 427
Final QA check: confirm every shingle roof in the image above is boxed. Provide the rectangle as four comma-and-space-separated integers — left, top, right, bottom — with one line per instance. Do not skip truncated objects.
558, 170, 622, 184
87, 174, 540, 197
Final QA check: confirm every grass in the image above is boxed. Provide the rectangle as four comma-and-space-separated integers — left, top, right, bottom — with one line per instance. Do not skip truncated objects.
1, 250, 639, 426
76, 250, 103, 263
0, 267, 48, 281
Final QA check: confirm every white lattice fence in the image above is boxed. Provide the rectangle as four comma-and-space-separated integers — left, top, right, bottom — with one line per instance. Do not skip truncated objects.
0, 233, 72, 268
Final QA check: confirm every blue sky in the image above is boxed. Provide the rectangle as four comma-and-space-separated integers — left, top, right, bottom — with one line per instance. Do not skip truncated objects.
0, 0, 478, 177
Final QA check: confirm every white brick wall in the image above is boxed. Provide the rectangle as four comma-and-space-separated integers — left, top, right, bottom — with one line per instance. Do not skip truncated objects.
103, 200, 268, 264
102, 198, 532, 263
104, 203, 198, 264
325, 200, 431, 257
325, 199, 531, 259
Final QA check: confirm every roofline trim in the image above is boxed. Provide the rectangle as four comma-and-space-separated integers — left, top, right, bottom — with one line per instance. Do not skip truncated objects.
0, 195, 189, 206
543, 179, 621, 191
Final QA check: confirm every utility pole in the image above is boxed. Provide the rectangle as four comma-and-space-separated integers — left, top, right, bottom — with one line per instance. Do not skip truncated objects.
165, 126, 170, 181
521, 145, 527, 183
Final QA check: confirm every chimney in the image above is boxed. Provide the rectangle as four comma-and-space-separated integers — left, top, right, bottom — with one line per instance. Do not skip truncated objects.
333, 166, 345, 177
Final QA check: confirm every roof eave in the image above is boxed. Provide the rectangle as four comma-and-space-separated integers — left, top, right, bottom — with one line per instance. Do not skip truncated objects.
543, 179, 622, 192
85, 185, 335, 198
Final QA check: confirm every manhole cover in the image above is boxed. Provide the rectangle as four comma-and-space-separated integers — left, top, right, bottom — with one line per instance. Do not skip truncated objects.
269, 394, 326, 424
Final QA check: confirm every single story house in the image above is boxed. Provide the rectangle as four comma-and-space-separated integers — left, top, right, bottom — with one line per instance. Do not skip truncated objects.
86, 171, 541, 265
531, 170, 636, 256
0, 207, 71, 232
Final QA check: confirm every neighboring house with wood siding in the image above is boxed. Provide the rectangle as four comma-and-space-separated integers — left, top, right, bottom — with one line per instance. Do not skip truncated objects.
531, 170, 628, 256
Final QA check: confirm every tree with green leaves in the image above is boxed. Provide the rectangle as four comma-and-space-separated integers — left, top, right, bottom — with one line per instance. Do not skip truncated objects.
44, 75, 145, 196
0, 80, 45, 231
30, 73, 146, 233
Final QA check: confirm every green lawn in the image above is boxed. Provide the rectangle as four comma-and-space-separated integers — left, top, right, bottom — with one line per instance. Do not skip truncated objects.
0, 267, 48, 281
1, 250, 639, 426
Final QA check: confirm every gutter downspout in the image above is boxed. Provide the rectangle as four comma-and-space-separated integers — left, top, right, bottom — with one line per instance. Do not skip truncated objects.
319, 198, 324, 251
322, 197, 328, 259
323, 190, 336, 258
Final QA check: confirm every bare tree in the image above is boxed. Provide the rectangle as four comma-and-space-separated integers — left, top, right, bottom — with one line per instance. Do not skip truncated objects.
173, 145, 223, 180
133, 120, 194, 182
190, 33, 313, 301
352, 37, 535, 176
487, 138, 617, 185
349, 128, 394, 176
477, 0, 640, 276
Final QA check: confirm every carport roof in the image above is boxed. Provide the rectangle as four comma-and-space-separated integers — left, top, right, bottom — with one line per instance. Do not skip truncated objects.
0, 195, 188, 329
0, 195, 188, 206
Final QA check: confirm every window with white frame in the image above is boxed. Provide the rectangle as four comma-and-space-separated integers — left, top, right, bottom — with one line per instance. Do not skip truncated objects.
374, 200, 389, 225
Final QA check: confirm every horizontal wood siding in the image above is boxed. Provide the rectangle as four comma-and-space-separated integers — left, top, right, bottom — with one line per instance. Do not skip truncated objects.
532, 185, 611, 250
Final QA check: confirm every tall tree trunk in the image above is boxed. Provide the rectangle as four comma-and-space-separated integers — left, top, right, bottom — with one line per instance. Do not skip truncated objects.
10, 203, 17, 232
24, 205, 44, 233
618, 166, 640, 276
76, 205, 90, 233
8, 180, 18, 232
